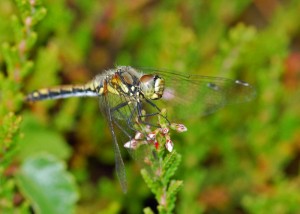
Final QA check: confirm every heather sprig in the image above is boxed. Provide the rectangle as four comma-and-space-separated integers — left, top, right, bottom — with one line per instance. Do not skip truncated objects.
124, 108, 186, 214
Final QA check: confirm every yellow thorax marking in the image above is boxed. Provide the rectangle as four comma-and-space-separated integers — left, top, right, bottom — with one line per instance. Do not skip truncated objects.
109, 75, 129, 94
107, 83, 119, 95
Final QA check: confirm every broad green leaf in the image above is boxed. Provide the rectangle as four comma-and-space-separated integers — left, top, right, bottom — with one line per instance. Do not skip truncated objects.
18, 113, 72, 161
16, 154, 79, 214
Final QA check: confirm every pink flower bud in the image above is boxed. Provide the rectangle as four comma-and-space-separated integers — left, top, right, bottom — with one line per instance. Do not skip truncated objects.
171, 123, 187, 132
161, 127, 169, 135
165, 139, 173, 152
147, 133, 156, 141
124, 139, 138, 150
134, 132, 144, 140
144, 125, 151, 132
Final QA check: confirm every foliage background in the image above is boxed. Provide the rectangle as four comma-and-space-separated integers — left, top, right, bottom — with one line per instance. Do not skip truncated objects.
1, 0, 300, 213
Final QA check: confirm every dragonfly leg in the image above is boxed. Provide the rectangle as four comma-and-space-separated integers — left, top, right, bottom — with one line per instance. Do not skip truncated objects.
110, 101, 140, 132
110, 101, 130, 113
136, 101, 170, 128
138, 99, 171, 126
113, 119, 133, 139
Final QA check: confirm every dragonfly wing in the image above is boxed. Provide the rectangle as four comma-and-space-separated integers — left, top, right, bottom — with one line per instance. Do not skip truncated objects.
138, 68, 256, 118
100, 90, 163, 182
99, 94, 128, 193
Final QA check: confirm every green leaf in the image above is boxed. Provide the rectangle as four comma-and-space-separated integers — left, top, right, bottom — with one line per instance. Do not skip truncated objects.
11, 15, 23, 43
1, 42, 18, 76
0, 113, 21, 168
15, 0, 31, 20
20, 60, 34, 79
141, 169, 160, 195
18, 113, 72, 161
166, 180, 183, 209
25, 31, 38, 51
16, 154, 79, 214
31, 7, 47, 26
162, 151, 181, 185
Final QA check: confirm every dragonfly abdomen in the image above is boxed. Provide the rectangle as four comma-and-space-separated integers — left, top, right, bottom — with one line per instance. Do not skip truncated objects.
26, 84, 99, 101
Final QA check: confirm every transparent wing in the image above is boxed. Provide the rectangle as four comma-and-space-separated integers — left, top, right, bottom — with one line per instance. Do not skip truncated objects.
98, 93, 128, 193
100, 91, 161, 182
139, 68, 256, 118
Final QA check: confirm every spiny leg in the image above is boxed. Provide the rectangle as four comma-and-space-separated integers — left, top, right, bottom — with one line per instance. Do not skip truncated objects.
136, 100, 170, 128
113, 118, 133, 140
110, 101, 139, 132
144, 99, 170, 124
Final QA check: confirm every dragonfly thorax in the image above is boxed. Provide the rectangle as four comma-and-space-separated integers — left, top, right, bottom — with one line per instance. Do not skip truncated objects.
139, 74, 165, 100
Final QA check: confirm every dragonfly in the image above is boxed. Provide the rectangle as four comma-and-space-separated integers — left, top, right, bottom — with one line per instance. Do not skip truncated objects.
26, 66, 256, 192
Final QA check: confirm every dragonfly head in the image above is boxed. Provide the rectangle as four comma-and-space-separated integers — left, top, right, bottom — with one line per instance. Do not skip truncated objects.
139, 74, 165, 100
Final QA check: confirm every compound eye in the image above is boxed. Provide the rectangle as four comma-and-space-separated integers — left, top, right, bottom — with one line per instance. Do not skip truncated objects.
139, 74, 164, 100
140, 74, 155, 84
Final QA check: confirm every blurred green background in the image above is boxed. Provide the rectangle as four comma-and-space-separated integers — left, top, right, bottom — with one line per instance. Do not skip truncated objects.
1, 0, 300, 213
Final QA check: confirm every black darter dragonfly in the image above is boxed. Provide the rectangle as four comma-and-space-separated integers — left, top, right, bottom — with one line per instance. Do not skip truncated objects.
26, 66, 256, 192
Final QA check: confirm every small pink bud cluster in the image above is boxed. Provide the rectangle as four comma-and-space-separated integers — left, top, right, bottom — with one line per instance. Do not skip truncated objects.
124, 121, 187, 154
123, 132, 145, 150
